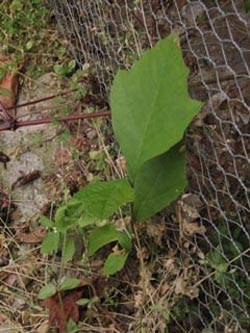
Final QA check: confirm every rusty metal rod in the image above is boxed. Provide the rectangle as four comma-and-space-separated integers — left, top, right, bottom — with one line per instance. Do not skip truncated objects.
0, 110, 111, 131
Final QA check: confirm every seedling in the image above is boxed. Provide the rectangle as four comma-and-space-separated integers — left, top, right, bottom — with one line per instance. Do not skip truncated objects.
41, 33, 202, 276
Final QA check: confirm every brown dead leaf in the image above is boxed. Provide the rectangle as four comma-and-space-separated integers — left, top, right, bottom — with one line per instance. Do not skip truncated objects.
16, 226, 47, 244
146, 219, 165, 245
0, 54, 19, 109
3, 273, 19, 287
69, 135, 88, 152
44, 289, 83, 333
183, 221, 206, 236
174, 276, 199, 300
43, 278, 101, 333
177, 194, 206, 238
54, 145, 72, 167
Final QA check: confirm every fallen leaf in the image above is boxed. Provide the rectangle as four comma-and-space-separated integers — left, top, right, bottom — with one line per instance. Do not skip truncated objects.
183, 221, 206, 236
177, 194, 206, 237
43, 278, 96, 333
0, 54, 19, 109
174, 276, 199, 299
3, 273, 18, 287
44, 289, 83, 332
2, 261, 41, 287
54, 145, 72, 167
16, 226, 47, 243
146, 219, 165, 246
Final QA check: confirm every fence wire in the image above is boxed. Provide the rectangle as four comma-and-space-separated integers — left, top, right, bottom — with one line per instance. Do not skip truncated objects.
53, 1, 250, 332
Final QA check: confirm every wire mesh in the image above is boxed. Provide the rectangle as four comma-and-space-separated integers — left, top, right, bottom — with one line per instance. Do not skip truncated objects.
53, 1, 250, 332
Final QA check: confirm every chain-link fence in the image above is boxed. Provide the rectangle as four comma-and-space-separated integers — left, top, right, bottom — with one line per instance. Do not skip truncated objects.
53, 1, 250, 332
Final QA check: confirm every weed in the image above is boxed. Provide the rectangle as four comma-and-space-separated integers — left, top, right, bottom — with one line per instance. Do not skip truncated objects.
40, 34, 202, 280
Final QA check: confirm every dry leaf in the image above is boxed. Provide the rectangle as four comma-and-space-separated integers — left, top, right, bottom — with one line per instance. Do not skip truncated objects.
54, 145, 72, 167
44, 289, 83, 333
0, 54, 19, 109
174, 276, 199, 299
183, 221, 206, 236
177, 194, 206, 237
146, 219, 165, 245
134, 291, 143, 309
43, 278, 100, 333
16, 226, 47, 244
69, 135, 88, 152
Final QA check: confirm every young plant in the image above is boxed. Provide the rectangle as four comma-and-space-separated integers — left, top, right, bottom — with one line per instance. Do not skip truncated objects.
41, 33, 202, 276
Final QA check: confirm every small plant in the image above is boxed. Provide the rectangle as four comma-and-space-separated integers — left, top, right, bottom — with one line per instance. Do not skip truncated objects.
53, 59, 76, 78
41, 33, 202, 276
38, 277, 81, 300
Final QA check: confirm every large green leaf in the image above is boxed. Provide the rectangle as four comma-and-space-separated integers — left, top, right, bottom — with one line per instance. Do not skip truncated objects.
73, 178, 134, 220
111, 33, 202, 179
133, 142, 187, 221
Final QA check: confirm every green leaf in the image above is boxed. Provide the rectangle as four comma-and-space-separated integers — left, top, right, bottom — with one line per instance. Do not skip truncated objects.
32, 132, 43, 144
40, 215, 54, 228
41, 231, 60, 254
54, 64, 65, 76
66, 319, 78, 332
207, 247, 225, 267
38, 284, 57, 299
65, 200, 86, 218
59, 278, 80, 291
77, 214, 95, 228
10, 0, 23, 11
74, 178, 134, 220
55, 206, 76, 232
117, 231, 132, 252
62, 235, 75, 263
217, 263, 228, 273
88, 224, 119, 256
76, 298, 90, 306
111, 33, 202, 179
68, 59, 76, 72
133, 142, 187, 221
103, 252, 128, 275
54, 206, 67, 225
26, 41, 33, 50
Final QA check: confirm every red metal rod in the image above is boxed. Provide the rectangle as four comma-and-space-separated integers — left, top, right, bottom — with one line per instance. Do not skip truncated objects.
0, 110, 111, 131
5, 88, 78, 111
